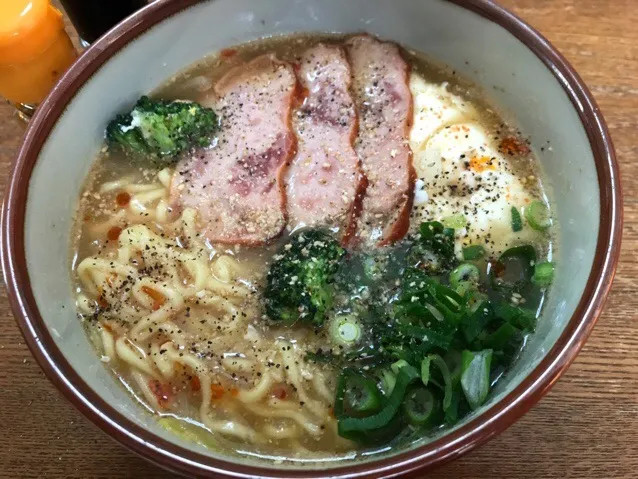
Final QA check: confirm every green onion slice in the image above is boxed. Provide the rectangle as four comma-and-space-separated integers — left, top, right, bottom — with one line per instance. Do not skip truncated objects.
329, 315, 361, 347
391, 359, 410, 375
444, 388, 462, 425
454, 280, 476, 297
511, 206, 523, 232
466, 290, 489, 314
428, 354, 453, 411
402, 386, 441, 427
449, 263, 480, 290
334, 370, 382, 418
525, 200, 552, 231
444, 350, 463, 386
338, 365, 420, 439
421, 357, 431, 386
461, 299, 493, 344
460, 349, 493, 410
425, 303, 445, 323
494, 302, 537, 331
533, 261, 555, 287
380, 369, 397, 396
482, 322, 517, 350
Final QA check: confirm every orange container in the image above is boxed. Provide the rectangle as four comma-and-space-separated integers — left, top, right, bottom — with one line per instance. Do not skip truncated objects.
0, 0, 77, 105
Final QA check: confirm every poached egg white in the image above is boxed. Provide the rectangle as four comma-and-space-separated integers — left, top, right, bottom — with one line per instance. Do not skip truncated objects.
408, 73, 543, 255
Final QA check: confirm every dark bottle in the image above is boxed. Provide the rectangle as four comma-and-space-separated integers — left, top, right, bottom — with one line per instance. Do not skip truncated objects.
60, 0, 147, 45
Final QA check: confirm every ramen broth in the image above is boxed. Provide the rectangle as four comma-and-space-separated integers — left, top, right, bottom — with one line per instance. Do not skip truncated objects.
71, 34, 554, 462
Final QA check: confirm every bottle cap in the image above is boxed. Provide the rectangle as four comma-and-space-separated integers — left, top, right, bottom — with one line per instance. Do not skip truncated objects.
0, 0, 66, 65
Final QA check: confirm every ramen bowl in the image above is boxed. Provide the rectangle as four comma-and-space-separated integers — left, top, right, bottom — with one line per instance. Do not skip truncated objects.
1, 0, 621, 477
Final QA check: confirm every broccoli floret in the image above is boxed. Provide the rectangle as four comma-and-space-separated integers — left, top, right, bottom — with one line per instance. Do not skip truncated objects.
265, 230, 346, 326
106, 96, 218, 164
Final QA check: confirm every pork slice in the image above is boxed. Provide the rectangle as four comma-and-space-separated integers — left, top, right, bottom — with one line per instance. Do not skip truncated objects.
346, 35, 414, 246
286, 44, 363, 240
171, 55, 298, 245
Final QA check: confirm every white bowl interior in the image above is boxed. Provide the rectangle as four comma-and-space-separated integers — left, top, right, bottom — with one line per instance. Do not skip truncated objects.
24, 0, 598, 469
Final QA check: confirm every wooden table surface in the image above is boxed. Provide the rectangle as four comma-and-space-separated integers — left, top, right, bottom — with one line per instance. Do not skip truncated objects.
1, 0, 636, 477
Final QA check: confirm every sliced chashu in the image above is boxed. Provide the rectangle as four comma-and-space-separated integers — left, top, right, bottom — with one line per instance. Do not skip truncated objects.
171, 55, 298, 245
286, 43, 363, 241
346, 35, 414, 246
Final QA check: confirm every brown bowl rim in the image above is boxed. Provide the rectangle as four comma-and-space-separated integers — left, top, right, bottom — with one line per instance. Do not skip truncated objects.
1, 0, 622, 477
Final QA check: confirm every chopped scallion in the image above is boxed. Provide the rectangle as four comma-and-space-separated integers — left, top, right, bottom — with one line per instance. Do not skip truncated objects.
444, 388, 462, 425
460, 349, 493, 410
494, 302, 537, 331
525, 200, 552, 231
421, 356, 431, 386
449, 263, 480, 290
391, 359, 410, 375
454, 280, 476, 297
402, 386, 440, 427
444, 350, 463, 386
338, 365, 420, 440
511, 206, 523, 232
380, 369, 397, 396
329, 315, 361, 347
533, 261, 555, 287
482, 322, 517, 350
425, 303, 445, 322
334, 370, 382, 417
428, 354, 453, 411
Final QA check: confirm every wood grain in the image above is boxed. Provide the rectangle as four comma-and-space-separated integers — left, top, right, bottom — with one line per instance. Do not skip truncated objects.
0, 0, 635, 477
